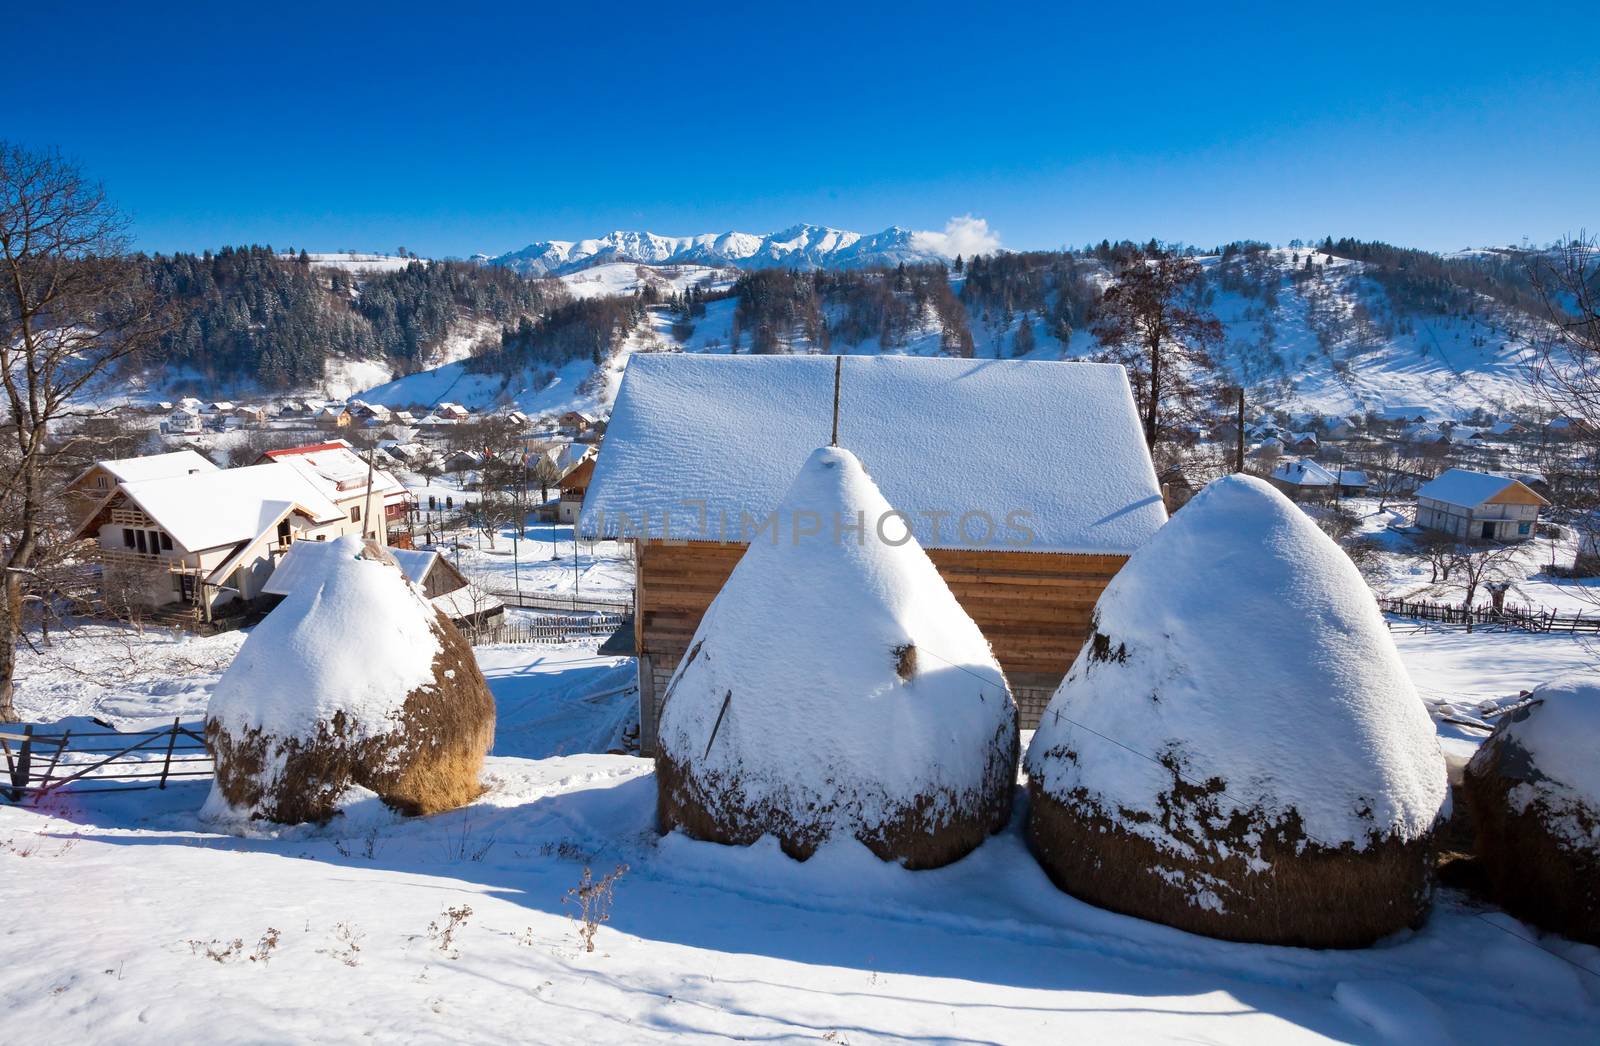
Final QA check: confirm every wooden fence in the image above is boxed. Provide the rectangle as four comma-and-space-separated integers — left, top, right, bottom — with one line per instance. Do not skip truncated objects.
467, 613, 628, 646
480, 587, 634, 614
1378, 596, 1600, 634
1, 718, 213, 802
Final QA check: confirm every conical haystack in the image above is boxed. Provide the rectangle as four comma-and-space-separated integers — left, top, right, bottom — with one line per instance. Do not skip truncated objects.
656, 446, 1018, 869
204, 536, 495, 824
1463, 675, 1600, 944
1025, 475, 1447, 947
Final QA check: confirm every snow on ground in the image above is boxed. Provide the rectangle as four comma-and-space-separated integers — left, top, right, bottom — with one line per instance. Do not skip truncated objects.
3, 616, 1599, 1040
1340, 496, 1600, 616
408, 518, 634, 602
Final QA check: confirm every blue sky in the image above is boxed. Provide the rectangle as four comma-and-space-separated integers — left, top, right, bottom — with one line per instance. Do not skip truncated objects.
8, 2, 1597, 257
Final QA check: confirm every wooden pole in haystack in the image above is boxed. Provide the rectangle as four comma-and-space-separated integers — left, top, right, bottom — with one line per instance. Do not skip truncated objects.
831, 356, 842, 447
1235, 386, 1246, 474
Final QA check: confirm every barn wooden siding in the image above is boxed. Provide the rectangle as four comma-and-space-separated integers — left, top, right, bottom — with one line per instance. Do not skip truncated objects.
634, 539, 1126, 753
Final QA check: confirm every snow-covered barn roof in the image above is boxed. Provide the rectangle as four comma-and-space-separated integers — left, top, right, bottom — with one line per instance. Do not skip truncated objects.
581, 355, 1166, 554
109, 463, 344, 552
1415, 468, 1548, 509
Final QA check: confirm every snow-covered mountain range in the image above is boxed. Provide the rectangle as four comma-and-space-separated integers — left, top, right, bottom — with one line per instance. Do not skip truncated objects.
492, 224, 952, 276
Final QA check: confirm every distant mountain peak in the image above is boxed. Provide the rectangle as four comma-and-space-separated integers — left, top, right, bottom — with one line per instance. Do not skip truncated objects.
491, 223, 953, 276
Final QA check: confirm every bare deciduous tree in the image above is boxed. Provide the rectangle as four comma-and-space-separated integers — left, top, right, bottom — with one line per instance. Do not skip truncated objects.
0, 143, 170, 721
1091, 246, 1224, 450
1528, 234, 1600, 446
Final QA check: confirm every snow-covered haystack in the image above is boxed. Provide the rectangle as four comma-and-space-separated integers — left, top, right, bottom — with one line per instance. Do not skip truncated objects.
204, 537, 495, 825
1025, 475, 1447, 947
656, 446, 1018, 869
1463, 675, 1600, 945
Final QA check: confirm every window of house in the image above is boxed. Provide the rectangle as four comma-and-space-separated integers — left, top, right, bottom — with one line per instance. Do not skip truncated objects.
122, 528, 135, 548
159, 532, 173, 551
96, 476, 108, 488
1519, 522, 1531, 535
135, 530, 149, 554
350, 506, 362, 523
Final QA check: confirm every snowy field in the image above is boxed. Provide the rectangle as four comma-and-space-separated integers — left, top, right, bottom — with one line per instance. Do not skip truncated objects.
3, 619, 1598, 1042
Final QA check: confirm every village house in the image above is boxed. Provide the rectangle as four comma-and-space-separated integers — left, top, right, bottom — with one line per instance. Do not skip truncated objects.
163, 407, 203, 435
263, 540, 504, 630
255, 440, 411, 541
1414, 468, 1549, 542
71, 461, 360, 619
233, 404, 269, 424
436, 402, 471, 421
555, 457, 594, 524
318, 405, 353, 428
64, 449, 219, 526
580, 354, 1168, 753
559, 410, 597, 435
1267, 458, 1369, 500
1286, 431, 1320, 453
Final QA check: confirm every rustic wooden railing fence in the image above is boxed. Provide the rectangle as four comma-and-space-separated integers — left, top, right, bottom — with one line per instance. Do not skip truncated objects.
1378, 596, 1600, 634
1, 718, 213, 802
478, 587, 634, 614
466, 613, 628, 646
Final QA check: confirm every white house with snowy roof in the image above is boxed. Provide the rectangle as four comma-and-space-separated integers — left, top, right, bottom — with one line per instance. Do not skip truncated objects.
65, 450, 218, 525
1414, 468, 1549, 542
580, 353, 1168, 750
73, 461, 368, 618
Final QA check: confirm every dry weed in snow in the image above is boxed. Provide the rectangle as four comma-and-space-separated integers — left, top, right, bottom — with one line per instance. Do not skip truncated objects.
426, 905, 473, 958
565, 864, 627, 953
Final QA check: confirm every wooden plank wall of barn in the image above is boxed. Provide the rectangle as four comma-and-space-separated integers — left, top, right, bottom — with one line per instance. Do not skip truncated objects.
634, 540, 1126, 754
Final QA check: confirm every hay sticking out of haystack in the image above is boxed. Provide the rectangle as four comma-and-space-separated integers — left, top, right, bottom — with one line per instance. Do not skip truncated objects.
1463, 674, 1600, 945
1025, 474, 1447, 947
203, 535, 495, 825
656, 446, 1018, 870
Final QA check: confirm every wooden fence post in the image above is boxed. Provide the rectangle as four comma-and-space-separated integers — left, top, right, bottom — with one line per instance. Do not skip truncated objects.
35, 730, 69, 797
158, 717, 180, 790
15, 726, 34, 800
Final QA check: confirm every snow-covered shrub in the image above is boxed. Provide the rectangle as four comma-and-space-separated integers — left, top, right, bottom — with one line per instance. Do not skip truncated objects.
203, 536, 495, 824
656, 446, 1018, 869
1463, 675, 1600, 945
1025, 475, 1447, 947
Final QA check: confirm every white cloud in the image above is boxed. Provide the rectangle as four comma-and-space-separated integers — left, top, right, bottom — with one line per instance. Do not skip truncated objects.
911, 215, 1002, 259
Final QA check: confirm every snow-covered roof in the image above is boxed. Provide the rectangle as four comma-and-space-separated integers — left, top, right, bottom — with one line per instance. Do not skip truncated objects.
264, 539, 436, 597
1415, 468, 1541, 509
110, 463, 344, 552
261, 441, 406, 501
582, 355, 1166, 554
83, 450, 218, 486
1270, 458, 1336, 487
1270, 458, 1368, 488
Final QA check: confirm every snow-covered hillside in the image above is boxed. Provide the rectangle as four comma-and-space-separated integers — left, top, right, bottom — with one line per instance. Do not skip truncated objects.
354, 247, 1554, 425
558, 262, 735, 301
494, 223, 956, 276
292, 252, 425, 273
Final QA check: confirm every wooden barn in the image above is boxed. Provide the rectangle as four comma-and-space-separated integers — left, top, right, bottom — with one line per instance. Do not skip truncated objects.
580, 354, 1168, 754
